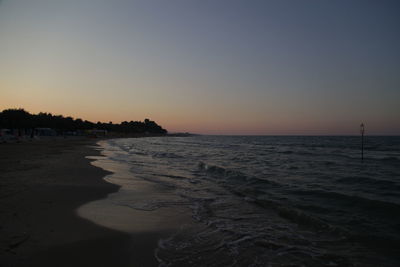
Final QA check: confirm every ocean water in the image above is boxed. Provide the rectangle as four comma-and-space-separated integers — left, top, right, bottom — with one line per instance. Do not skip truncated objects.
91, 136, 400, 266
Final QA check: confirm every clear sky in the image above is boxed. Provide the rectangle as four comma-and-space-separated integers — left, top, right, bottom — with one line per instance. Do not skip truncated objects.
0, 0, 399, 135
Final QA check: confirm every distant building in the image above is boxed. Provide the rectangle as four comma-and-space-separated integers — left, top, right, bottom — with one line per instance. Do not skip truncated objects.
0, 129, 17, 142
0, 129, 12, 136
35, 128, 57, 136
86, 129, 107, 138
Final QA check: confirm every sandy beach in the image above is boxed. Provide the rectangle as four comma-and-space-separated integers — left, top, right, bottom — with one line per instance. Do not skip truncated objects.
0, 138, 162, 266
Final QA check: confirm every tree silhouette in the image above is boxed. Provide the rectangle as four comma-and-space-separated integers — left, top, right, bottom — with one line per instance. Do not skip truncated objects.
0, 108, 167, 135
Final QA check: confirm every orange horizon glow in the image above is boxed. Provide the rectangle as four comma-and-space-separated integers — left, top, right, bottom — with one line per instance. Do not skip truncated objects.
1, 103, 398, 136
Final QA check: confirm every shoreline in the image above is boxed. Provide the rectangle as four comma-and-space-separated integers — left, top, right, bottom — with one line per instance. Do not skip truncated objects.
77, 139, 195, 265
0, 137, 158, 266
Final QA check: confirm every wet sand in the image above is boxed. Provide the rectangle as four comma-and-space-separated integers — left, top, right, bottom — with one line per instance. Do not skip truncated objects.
0, 138, 162, 266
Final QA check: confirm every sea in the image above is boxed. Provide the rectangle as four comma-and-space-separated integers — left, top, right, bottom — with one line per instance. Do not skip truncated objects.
84, 136, 400, 266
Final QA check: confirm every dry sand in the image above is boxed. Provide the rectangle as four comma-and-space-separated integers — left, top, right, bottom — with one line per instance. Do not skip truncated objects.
0, 137, 161, 266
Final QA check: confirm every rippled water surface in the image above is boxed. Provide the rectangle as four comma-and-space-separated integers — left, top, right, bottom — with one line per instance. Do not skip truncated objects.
98, 136, 400, 266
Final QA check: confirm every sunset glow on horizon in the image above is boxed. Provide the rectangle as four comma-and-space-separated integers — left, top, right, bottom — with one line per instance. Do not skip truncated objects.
1, 0, 399, 135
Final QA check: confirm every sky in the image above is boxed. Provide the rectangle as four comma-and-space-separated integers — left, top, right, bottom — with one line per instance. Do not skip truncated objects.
0, 0, 399, 135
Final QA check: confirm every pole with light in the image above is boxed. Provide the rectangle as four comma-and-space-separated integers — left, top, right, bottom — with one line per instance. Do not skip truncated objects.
360, 123, 365, 162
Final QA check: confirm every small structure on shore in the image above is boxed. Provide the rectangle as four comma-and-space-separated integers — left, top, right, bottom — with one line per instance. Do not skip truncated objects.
86, 129, 107, 138
0, 129, 16, 142
35, 128, 57, 136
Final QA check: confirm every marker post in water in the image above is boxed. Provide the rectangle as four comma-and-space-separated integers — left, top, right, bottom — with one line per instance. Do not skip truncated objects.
360, 123, 365, 162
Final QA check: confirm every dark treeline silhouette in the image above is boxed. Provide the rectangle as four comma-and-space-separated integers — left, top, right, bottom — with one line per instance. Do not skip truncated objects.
0, 108, 167, 135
